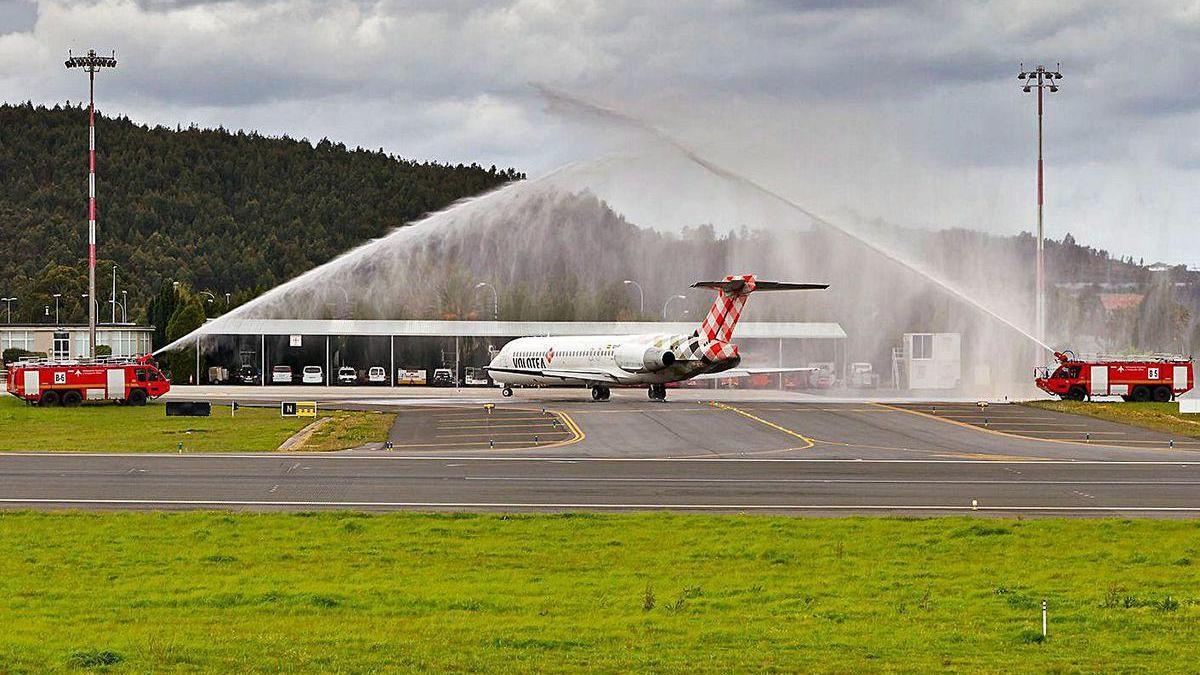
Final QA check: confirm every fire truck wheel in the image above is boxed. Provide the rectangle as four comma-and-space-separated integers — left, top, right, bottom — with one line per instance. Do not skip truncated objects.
38, 390, 60, 407
61, 390, 83, 407
1153, 386, 1172, 403
1131, 386, 1152, 403
128, 388, 148, 406
1066, 386, 1086, 402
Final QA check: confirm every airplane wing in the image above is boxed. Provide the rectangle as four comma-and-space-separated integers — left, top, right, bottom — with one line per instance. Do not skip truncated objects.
483, 366, 625, 384
690, 367, 817, 381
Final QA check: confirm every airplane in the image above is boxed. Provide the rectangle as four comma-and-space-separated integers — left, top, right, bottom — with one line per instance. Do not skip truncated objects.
484, 274, 828, 401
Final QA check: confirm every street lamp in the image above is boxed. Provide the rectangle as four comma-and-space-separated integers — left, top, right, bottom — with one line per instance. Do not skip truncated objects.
120, 290, 128, 323
200, 291, 215, 304
110, 264, 119, 323
1018, 62, 1063, 349
52, 293, 62, 325
623, 279, 644, 315
475, 282, 499, 321
66, 48, 117, 358
1, 297, 16, 323
81, 294, 99, 323
662, 294, 686, 320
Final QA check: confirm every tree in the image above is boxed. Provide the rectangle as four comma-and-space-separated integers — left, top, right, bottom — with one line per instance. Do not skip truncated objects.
163, 296, 206, 383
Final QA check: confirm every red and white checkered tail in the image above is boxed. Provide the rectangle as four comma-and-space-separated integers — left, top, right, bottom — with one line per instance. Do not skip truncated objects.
691, 275, 829, 343
694, 274, 757, 343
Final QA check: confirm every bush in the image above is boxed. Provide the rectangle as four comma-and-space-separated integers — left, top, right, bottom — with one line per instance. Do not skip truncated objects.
2, 348, 46, 364
95, 344, 112, 358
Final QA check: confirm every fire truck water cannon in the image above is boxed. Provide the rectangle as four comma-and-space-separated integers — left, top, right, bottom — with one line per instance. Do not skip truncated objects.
1035, 351, 1194, 403
5, 354, 170, 407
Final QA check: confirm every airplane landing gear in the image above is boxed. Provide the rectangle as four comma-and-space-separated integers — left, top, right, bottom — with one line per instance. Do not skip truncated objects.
590, 385, 611, 401
648, 384, 667, 401
501, 387, 513, 397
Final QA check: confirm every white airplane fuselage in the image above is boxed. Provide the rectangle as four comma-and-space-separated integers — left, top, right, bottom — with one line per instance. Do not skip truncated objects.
487, 333, 739, 388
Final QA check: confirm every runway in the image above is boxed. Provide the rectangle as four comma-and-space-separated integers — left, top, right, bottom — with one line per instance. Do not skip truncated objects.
4, 388, 1199, 515
0, 454, 1198, 516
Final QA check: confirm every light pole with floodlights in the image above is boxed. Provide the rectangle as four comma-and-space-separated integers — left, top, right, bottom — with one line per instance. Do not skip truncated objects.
65, 48, 117, 358
1, 297, 15, 323
1018, 62, 1063, 349
52, 294, 62, 324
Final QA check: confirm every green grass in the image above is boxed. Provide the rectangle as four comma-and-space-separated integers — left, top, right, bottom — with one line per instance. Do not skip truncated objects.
302, 409, 397, 452
0, 513, 1197, 672
1024, 400, 1200, 439
0, 396, 393, 452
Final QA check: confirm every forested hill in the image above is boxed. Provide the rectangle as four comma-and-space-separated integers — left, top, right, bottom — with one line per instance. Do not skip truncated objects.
0, 102, 523, 324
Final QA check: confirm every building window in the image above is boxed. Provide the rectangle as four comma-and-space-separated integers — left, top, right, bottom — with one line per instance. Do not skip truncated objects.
911, 334, 933, 360
1, 330, 34, 352
52, 332, 69, 360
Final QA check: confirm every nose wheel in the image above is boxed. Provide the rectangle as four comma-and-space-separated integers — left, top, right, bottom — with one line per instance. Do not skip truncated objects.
590, 385, 611, 401
648, 384, 667, 401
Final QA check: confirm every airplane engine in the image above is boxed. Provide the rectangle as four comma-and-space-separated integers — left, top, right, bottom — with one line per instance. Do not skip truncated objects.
615, 343, 676, 372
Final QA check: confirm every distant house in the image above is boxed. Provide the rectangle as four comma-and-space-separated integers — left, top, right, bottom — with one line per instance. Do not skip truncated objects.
1148, 261, 1176, 273
1099, 293, 1144, 313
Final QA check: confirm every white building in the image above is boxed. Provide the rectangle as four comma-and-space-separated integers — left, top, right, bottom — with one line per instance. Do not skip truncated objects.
0, 324, 154, 361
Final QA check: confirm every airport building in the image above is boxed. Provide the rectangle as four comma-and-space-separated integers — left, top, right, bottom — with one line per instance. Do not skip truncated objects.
191, 319, 847, 387
0, 323, 155, 360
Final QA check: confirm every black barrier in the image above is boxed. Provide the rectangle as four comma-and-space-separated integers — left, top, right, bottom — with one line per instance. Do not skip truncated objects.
166, 401, 212, 417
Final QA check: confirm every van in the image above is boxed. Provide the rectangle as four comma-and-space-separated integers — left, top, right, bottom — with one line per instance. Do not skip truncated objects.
367, 366, 387, 384
337, 366, 357, 385
431, 368, 455, 387
302, 366, 323, 384
271, 365, 292, 384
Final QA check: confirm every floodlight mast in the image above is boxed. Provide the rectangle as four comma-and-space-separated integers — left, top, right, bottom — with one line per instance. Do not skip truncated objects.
65, 49, 117, 358
1018, 62, 1062, 351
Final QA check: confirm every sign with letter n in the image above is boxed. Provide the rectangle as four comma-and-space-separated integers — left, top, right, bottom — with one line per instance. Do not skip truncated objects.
281, 401, 298, 417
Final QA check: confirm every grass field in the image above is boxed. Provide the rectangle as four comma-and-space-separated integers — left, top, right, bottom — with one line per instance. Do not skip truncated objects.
0, 396, 394, 452
0, 513, 1197, 672
1024, 400, 1200, 439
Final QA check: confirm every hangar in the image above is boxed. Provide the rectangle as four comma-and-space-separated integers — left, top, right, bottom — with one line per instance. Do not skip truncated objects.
186, 319, 847, 386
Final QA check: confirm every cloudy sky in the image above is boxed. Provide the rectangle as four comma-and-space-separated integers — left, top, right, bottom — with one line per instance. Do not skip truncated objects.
2, 0, 1198, 265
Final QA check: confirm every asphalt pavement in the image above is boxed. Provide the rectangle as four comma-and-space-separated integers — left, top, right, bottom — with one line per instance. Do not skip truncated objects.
3, 388, 1199, 516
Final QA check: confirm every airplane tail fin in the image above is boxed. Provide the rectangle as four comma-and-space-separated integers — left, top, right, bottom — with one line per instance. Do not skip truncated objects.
691, 274, 828, 343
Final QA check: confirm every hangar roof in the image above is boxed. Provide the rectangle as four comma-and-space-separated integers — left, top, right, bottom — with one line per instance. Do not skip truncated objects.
197, 319, 846, 340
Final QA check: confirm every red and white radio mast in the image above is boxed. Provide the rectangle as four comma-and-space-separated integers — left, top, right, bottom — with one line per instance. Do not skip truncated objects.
65, 48, 117, 358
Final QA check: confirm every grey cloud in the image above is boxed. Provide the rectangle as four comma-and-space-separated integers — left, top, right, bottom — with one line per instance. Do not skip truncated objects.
0, 0, 36, 33
1, 0, 1199, 264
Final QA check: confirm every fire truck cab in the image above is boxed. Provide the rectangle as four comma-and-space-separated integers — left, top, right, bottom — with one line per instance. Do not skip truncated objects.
1036, 351, 1194, 403
5, 355, 171, 407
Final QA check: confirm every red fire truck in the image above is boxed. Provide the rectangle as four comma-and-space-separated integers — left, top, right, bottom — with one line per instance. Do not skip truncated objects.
1035, 351, 1194, 402
5, 355, 171, 406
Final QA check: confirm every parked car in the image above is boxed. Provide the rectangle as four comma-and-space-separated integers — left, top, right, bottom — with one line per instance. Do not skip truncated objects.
337, 366, 357, 385
271, 365, 292, 384
431, 368, 455, 387
302, 365, 323, 384
237, 364, 259, 385
367, 366, 387, 384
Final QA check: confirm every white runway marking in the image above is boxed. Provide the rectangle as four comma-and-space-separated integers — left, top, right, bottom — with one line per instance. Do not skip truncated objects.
0, 498, 1197, 511
0, 453, 1196, 465
462, 477, 1200, 485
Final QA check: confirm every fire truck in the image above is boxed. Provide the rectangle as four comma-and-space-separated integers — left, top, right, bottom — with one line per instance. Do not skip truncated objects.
5, 355, 171, 407
1035, 351, 1194, 402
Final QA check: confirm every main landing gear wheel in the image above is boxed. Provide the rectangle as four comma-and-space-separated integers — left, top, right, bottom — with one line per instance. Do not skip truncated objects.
590, 385, 610, 401
501, 387, 513, 397
648, 384, 667, 402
